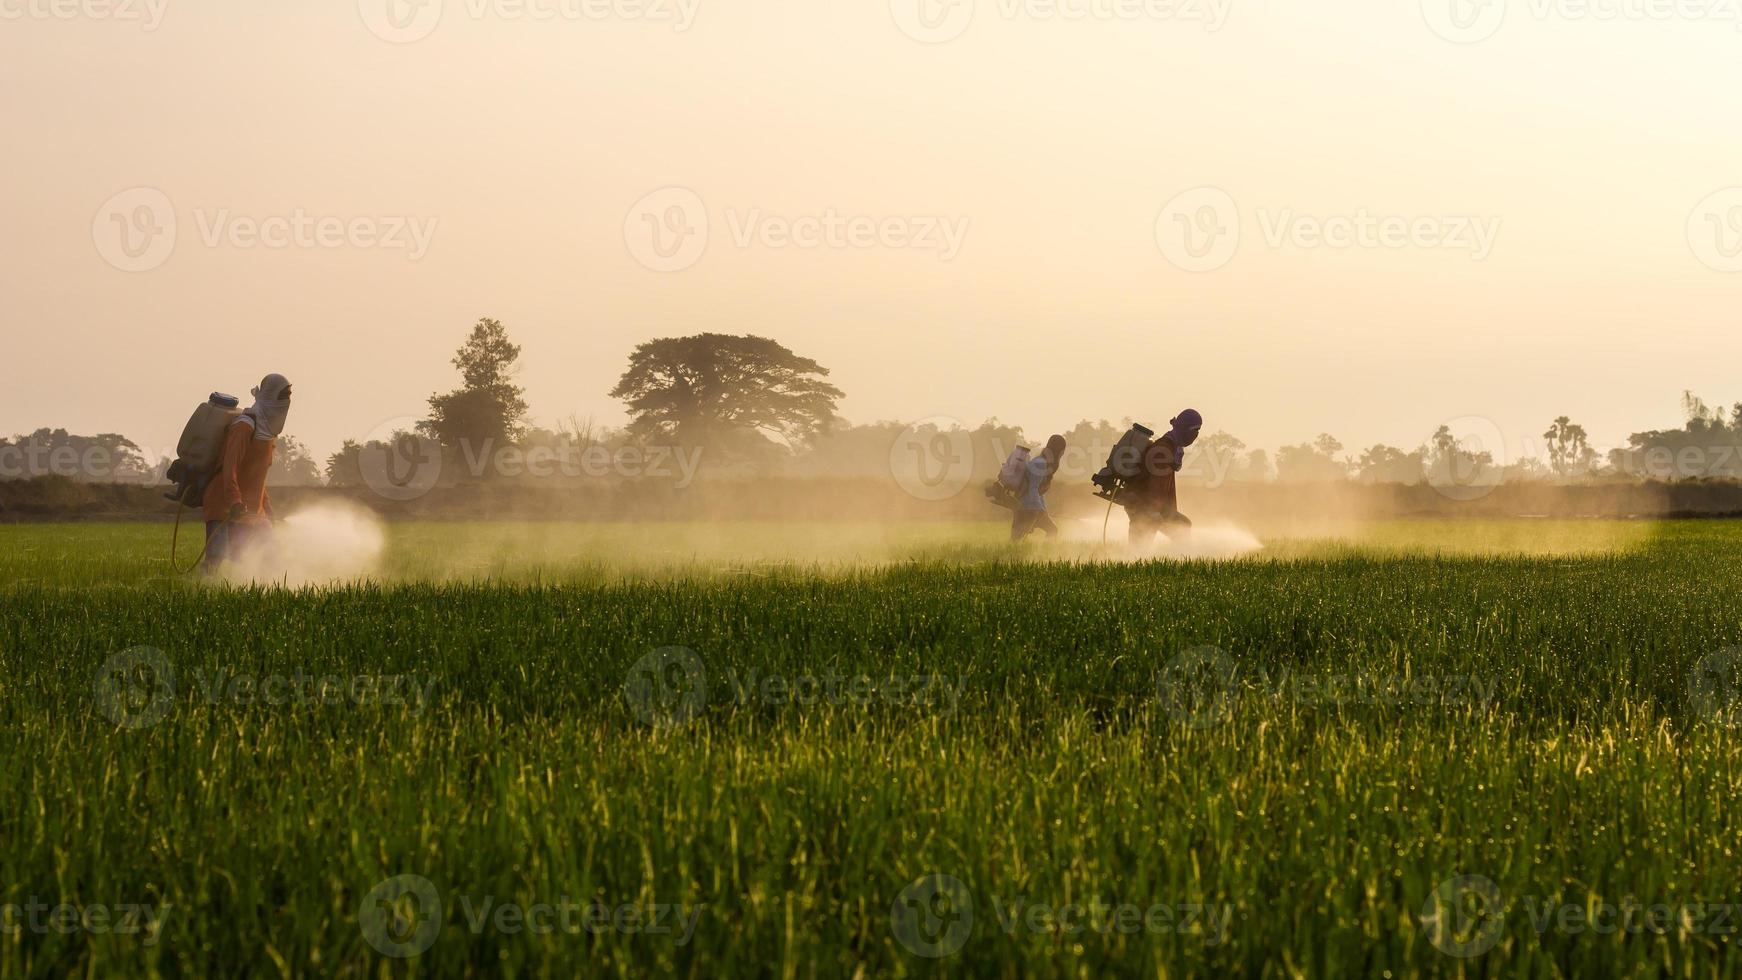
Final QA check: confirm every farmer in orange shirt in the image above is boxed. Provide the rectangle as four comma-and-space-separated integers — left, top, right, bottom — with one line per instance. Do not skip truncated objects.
201, 374, 291, 565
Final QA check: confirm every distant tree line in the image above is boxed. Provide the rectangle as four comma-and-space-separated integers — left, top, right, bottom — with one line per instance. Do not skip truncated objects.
8, 317, 1742, 489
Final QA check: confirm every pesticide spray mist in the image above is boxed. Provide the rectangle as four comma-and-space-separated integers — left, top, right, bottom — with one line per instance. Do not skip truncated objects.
1064, 506, 1265, 560
213, 500, 386, 588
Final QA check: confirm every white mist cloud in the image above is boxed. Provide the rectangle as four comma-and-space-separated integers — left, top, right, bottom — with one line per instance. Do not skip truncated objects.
213, 500, 386, 588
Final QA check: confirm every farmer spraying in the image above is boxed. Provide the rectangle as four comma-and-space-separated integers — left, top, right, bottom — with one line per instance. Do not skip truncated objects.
199, 374, 291, 566
1091, 410, 1201, 546
1125, 409, 1199, 546
1011, 435, 1067, 542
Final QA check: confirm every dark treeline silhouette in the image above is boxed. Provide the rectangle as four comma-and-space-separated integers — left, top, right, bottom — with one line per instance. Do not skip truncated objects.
7, 320, 1742, 491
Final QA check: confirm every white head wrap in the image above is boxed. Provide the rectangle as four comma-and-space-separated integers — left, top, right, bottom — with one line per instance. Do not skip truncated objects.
245, 374, 292, 441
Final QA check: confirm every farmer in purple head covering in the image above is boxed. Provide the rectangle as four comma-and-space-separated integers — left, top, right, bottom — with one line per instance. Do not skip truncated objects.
1126, 409, 1200, 546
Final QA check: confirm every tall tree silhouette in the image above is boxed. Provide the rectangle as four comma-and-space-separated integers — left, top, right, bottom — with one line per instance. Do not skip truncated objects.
421, 318, 529, 449
610, 334, 843, 454
1543, 416, 1591, 477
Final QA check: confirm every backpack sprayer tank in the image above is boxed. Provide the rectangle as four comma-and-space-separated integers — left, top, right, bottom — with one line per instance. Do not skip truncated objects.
983, 446, 1032, 511
1092, 423, 1154, 503
163, 393, 241, 503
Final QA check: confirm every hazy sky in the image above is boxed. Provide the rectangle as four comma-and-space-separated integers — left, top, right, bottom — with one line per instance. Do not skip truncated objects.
3, 0, 1740, 465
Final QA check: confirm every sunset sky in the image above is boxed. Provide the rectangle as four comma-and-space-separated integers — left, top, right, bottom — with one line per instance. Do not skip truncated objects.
3, 1, 1739, 465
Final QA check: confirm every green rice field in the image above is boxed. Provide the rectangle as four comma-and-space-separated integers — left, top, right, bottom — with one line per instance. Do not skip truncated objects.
1, 518, 1738, 977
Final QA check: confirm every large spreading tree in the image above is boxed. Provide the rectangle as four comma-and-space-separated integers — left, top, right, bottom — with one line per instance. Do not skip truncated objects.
610, 334, 843, 455
421, 318, 529, 449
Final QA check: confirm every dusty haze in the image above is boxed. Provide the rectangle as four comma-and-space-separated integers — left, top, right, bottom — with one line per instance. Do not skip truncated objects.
2, 2, 1738, 463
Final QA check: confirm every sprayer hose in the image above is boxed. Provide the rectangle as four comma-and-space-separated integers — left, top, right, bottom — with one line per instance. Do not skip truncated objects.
169, 496, 221, 575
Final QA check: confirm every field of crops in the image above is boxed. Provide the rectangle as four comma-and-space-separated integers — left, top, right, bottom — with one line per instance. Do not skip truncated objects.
2, 517, 1739, 977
